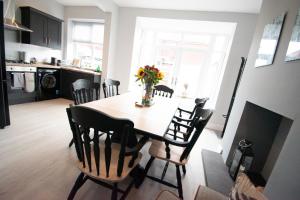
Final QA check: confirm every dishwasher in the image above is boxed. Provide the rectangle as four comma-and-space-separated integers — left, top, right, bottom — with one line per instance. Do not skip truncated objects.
6, 66, 37, 105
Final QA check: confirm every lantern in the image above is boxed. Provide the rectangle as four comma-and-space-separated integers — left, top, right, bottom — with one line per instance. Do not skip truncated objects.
229, 139, 254, 180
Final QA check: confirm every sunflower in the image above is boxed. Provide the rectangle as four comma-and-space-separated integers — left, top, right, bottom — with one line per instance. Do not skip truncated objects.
157, 71, 164, 80
136, 67, 145, 79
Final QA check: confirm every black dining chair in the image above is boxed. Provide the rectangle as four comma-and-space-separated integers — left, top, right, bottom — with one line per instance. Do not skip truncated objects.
66, 106, 147, 200
168, 97, 209, 141
144, 109, 213, 199
72, 79, 100, 105
102, 79, 120, 98
153, 85, 174, 98
167, 107, 207, 141
69, 79, 101, 147
176, 97, 209, 119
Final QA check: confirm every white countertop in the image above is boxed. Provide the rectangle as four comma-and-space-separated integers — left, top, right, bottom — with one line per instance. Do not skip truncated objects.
6, 63, 101, 76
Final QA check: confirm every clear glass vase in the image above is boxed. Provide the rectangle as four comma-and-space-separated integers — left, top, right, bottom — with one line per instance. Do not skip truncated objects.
142, 82, 154, 106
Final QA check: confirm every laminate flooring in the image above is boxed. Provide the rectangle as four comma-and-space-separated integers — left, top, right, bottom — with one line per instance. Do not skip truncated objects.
0, 98, 221, 200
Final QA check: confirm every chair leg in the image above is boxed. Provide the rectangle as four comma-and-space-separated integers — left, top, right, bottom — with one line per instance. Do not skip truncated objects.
135, 156, 155, 188
161, 161, 169, 181
130, 164, 146, 188
183, 134, 188, 142
120, 178, 135, 200
67, 172, 87, 200
182, 165, 186, 175
145, 156, 155, 174
176, 165, 183, 199
68, 139, 74, 148
111, 183, 118, 200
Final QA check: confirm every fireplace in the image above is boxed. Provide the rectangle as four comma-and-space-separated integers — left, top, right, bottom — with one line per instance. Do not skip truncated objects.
226, 101, 293, 181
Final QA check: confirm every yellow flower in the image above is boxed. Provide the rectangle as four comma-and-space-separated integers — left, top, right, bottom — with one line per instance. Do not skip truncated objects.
157, 71, 164, 80
137, 67, 145, 79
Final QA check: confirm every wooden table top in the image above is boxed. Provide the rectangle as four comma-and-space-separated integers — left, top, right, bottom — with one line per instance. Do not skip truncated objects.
81, 92, 182, 139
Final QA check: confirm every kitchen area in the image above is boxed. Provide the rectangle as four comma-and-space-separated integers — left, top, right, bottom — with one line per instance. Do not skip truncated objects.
1, 0, 105, 128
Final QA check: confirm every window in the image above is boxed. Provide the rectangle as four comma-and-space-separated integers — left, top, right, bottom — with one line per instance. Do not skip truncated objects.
130, 17, 236, 108
71, 21, 104, 70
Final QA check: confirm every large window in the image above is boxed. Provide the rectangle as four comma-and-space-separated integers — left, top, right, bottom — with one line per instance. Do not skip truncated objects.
130, 18, 236, 108
71, 21, 104, 70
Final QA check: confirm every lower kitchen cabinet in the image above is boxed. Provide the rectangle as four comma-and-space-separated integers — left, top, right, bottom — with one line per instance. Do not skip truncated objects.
60, 69, 101, 100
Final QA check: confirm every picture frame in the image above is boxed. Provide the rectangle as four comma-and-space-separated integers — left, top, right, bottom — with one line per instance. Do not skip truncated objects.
255, 13, 286, 67
285, 9, 300, 62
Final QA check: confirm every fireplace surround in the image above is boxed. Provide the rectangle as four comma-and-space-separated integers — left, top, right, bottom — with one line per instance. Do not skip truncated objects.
226, 101, 293, 181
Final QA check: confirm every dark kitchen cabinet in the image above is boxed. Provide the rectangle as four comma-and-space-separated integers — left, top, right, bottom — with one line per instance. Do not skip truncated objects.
20, 7, 63, 50
60, 69, 101, 100
47, 18, 61, 49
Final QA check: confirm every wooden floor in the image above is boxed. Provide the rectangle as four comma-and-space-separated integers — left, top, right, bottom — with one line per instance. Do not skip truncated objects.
0, 98, 221, 200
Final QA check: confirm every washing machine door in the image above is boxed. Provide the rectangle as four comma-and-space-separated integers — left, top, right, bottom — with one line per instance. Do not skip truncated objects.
41, 74, 57, 89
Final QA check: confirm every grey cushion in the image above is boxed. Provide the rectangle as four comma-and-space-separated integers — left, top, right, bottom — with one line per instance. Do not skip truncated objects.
156, 186, 228, 200
156, 190, 180, 200
195, 186, 228, 200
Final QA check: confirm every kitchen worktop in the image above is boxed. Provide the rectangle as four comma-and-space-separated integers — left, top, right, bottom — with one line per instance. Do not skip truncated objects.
6, 63, 101, 76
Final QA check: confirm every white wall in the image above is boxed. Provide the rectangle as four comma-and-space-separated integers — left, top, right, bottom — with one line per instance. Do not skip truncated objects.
4, 0, 64, 62
84, 0, 120, 80
113, 7, 257, 130
222, 0, 300, 198
63, 5, 118, 80
63, 6, 106, 61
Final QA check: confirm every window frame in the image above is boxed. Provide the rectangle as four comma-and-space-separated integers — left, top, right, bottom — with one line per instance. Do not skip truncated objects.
71, 20, 105, 70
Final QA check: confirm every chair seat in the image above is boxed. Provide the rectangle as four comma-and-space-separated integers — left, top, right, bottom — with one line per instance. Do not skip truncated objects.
148, 140, 187, 165
72, 143, 142, 182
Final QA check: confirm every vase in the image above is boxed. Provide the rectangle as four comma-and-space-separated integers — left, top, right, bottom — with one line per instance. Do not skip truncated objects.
142, 82, 154, 106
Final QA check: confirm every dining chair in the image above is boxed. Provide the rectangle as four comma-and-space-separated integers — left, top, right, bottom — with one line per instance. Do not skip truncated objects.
102, 79, 120, 98
66, 106, 146, 200
71, 79, 100, 105
69, 79, 100, 147
176, 97, 209, 119
144, 109, 213, 199
168, 97, 209, 141
153, 85, 174, 98
167, 107, 207, 141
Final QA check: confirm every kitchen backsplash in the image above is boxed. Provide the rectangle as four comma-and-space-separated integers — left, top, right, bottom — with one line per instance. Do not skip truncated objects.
4, 29, 62, 63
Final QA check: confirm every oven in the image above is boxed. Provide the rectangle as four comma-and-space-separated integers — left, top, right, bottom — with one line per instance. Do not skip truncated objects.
6, 66, 37, 105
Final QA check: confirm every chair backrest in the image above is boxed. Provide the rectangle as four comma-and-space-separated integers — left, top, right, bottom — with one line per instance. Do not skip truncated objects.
189, 97, 209, 119
72, 79, 91, 91
67, 106, 138, 178
72, 79, 100, 105
102, 79, 120, 98
153, 85, 174, 98
180, 108, 213, 161
195, 97, 209, 107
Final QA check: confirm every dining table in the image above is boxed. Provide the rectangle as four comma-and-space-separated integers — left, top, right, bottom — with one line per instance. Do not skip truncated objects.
80, 92, 195, 187
81, 92, 190, 140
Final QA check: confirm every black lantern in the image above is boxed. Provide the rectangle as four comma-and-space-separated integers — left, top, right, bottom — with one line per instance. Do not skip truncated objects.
229, 139, 254, 180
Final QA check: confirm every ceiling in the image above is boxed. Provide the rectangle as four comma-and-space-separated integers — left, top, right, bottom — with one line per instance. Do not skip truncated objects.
113, 0, 263, 13
55, 0, 99, 6
55, 0, 263, 13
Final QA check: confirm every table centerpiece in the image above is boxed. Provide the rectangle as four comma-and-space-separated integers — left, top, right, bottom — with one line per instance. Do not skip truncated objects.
135, 65, 164, 106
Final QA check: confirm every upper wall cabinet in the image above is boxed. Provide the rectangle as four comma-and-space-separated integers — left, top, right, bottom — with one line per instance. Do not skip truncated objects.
20, 7, 63, 50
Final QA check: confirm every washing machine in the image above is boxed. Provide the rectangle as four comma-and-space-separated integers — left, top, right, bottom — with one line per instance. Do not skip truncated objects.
37, 68, 60, 100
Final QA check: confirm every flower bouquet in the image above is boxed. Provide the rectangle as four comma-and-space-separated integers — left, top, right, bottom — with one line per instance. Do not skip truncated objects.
135, 65, 164, 106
